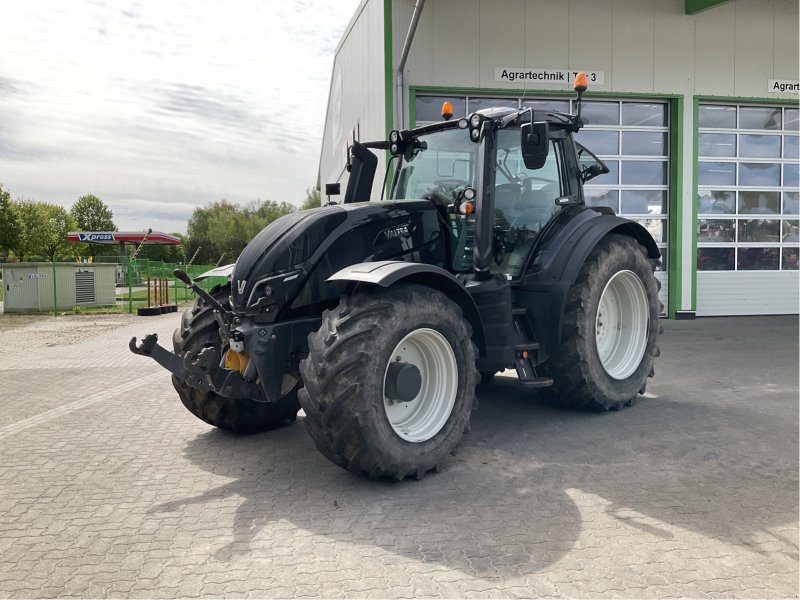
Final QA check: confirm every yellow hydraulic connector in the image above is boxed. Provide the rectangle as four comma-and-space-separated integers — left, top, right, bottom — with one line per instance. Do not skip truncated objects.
224, 349, 250, 375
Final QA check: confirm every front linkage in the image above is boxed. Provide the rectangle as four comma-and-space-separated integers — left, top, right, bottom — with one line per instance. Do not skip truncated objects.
129, 269, 317, 404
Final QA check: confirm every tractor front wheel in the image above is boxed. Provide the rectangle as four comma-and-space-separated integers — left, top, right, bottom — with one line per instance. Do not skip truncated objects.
299, 284, 478, 479
540, 234, 661, 411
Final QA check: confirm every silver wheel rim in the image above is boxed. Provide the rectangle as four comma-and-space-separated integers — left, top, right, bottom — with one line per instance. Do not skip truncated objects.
595, 270, 649, 380
383, 328, 458, 443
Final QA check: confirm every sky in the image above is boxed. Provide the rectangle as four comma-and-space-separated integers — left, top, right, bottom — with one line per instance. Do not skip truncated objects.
0, 0, 361, 234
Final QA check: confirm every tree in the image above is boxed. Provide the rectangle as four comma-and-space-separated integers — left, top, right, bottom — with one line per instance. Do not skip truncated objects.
0, 185, 20, 255
12, 200, 45, 260
301, 187, 321, 210
70, 194, 116, 258
185, 199, 296, 265
39, 203, 77, 260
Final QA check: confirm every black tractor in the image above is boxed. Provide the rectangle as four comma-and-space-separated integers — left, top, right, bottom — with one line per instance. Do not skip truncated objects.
131, 74, 661, 480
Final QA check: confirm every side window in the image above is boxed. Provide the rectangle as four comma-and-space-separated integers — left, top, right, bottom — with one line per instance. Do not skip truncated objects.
492, 135, 565, 278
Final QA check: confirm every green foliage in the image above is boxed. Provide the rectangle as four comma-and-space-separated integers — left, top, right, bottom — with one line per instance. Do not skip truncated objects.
301, 187, 321, 210
70, 194, 116, 258
185, 199, 296, 264
39, 203, 77, 259
136, 233, 185, 263
11, 200, 76, 260
0, 184, 21, 254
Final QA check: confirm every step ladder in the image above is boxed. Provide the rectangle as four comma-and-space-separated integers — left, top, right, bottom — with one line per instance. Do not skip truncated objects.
511, 307, 553, 388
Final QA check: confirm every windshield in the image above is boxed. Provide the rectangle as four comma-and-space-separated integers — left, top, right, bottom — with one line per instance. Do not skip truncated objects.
391, 128, 477, 202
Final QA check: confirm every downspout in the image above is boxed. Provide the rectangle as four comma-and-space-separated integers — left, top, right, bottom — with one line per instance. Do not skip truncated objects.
394, 0, 426, 130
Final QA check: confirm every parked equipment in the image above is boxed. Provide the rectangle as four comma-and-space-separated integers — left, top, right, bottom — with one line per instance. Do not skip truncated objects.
130, 74, 661, 479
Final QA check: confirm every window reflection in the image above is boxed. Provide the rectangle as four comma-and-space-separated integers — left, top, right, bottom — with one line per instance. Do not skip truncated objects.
783, 163, 799, 187
698, 162, 736, 186
621, 161, 666, 185
737, 219, 780, 243
739, 107, 781, 130
739, 191, 780, 214
522, 99, 570, 113
622, 103, 666, 127
621, 190, 666, 214
581, 101, 619, 126
698, 190, 736, 214
739, 134, 781, 158
698, 219, 735, 242
469, 98, 516, 112
785, 136, 799, 159
575, 130, 618, 155
738, 162, 780, 187
698, 105, 736, 129
699, 133, 736, 157
636, 219, 666, 243
782, 247, 799, 270
622, 131, 666, 156
697, 248, 734, 270
783, 192, 800, 215
584, 189, 619, 212
738, 247, 779, 270
783, 221, 800, 242
786, 109, 799, 131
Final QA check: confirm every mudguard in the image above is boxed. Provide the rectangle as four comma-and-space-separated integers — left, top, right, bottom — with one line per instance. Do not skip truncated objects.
328, 261, 486, 355
518, 209, 660, 363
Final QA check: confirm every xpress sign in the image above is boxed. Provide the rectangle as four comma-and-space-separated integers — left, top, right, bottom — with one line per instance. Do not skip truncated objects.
78, 232, 116, 242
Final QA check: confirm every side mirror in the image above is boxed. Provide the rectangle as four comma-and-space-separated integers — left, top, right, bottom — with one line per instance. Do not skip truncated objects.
325, 183, 341, 196
520, 121, 549, 170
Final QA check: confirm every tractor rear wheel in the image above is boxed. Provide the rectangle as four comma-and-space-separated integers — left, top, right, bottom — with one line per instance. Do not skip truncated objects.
299, 284, 478, 480
171, 284, 300, 433
540, 234, 661, 411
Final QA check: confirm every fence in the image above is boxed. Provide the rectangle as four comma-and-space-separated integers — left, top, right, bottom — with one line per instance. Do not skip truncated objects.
0, 256, 228, 315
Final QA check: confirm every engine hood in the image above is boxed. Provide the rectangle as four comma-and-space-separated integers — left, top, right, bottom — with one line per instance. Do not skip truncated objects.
231, 205, 348, 310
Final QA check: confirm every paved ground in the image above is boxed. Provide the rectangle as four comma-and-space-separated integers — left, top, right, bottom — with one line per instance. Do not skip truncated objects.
0, 310, 797, 598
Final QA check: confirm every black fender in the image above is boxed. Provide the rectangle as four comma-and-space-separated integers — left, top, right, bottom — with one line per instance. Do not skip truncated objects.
328, 261, 486, 355
518, 209, 660, 363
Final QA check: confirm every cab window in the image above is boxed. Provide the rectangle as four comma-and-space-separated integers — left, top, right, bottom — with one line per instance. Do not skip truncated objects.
492, 130, 565, 277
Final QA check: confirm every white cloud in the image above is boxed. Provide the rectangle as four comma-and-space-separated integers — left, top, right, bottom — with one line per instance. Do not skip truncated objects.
0, 0, 361, 233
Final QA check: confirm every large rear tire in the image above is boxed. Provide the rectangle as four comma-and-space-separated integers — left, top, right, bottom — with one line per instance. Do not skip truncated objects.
540, 234, 661, 411
171, 284, 300, 433
299, 284, 478, 480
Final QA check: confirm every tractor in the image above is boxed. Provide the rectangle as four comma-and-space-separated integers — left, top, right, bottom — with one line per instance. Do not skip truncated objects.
130, 74, 661, 480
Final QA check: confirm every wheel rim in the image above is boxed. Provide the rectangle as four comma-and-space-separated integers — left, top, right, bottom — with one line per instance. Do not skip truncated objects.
595, 270, 649, 380
383, 328, 458, 443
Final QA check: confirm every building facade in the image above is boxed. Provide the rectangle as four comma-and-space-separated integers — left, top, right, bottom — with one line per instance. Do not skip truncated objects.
318, 0, 799, 318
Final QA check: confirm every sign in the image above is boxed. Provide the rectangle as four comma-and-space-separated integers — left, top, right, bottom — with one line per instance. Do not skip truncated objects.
495, 68, 605, 85
78, 232, 115, 242
27, 273, 47, 279
768, 79, 799, 93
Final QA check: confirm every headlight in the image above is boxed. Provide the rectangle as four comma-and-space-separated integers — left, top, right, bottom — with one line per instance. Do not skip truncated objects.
469, 113, 481, 128
470, 128, 480, 141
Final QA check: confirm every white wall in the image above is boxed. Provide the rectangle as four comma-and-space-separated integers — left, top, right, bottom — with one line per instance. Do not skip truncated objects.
697, 272, 800, 316
394, 0, 798, 100
318, 0, 388, 202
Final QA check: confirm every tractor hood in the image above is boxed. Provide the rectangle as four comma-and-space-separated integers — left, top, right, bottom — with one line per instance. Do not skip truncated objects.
229, 200, 445, 317
230, 205, 348, 311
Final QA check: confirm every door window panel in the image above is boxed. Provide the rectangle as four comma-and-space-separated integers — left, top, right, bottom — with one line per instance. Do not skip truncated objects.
698, 162, 736, 186
584, 189, 619, 212
698, 248, 735, 270
621, 190, 667, 214
782, 247, 799, 270
738, 248, 780, 270
581, 101, 619, 126
622, 161, 666, 185
697, 103, 798, 271
622, 131, 667, 156
699, 133, 736, 157
622, 103, 667, 127
739, 107, 781, 130
699, 105, 736, 128
698, 190, 736, 214
739, 134, 781, 158
698, 219, 735, 242
575, 130, 619, 155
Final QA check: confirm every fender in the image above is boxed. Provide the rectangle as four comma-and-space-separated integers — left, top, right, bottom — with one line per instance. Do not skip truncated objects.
328, 261, 486, 355
518, 208, 660, 362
